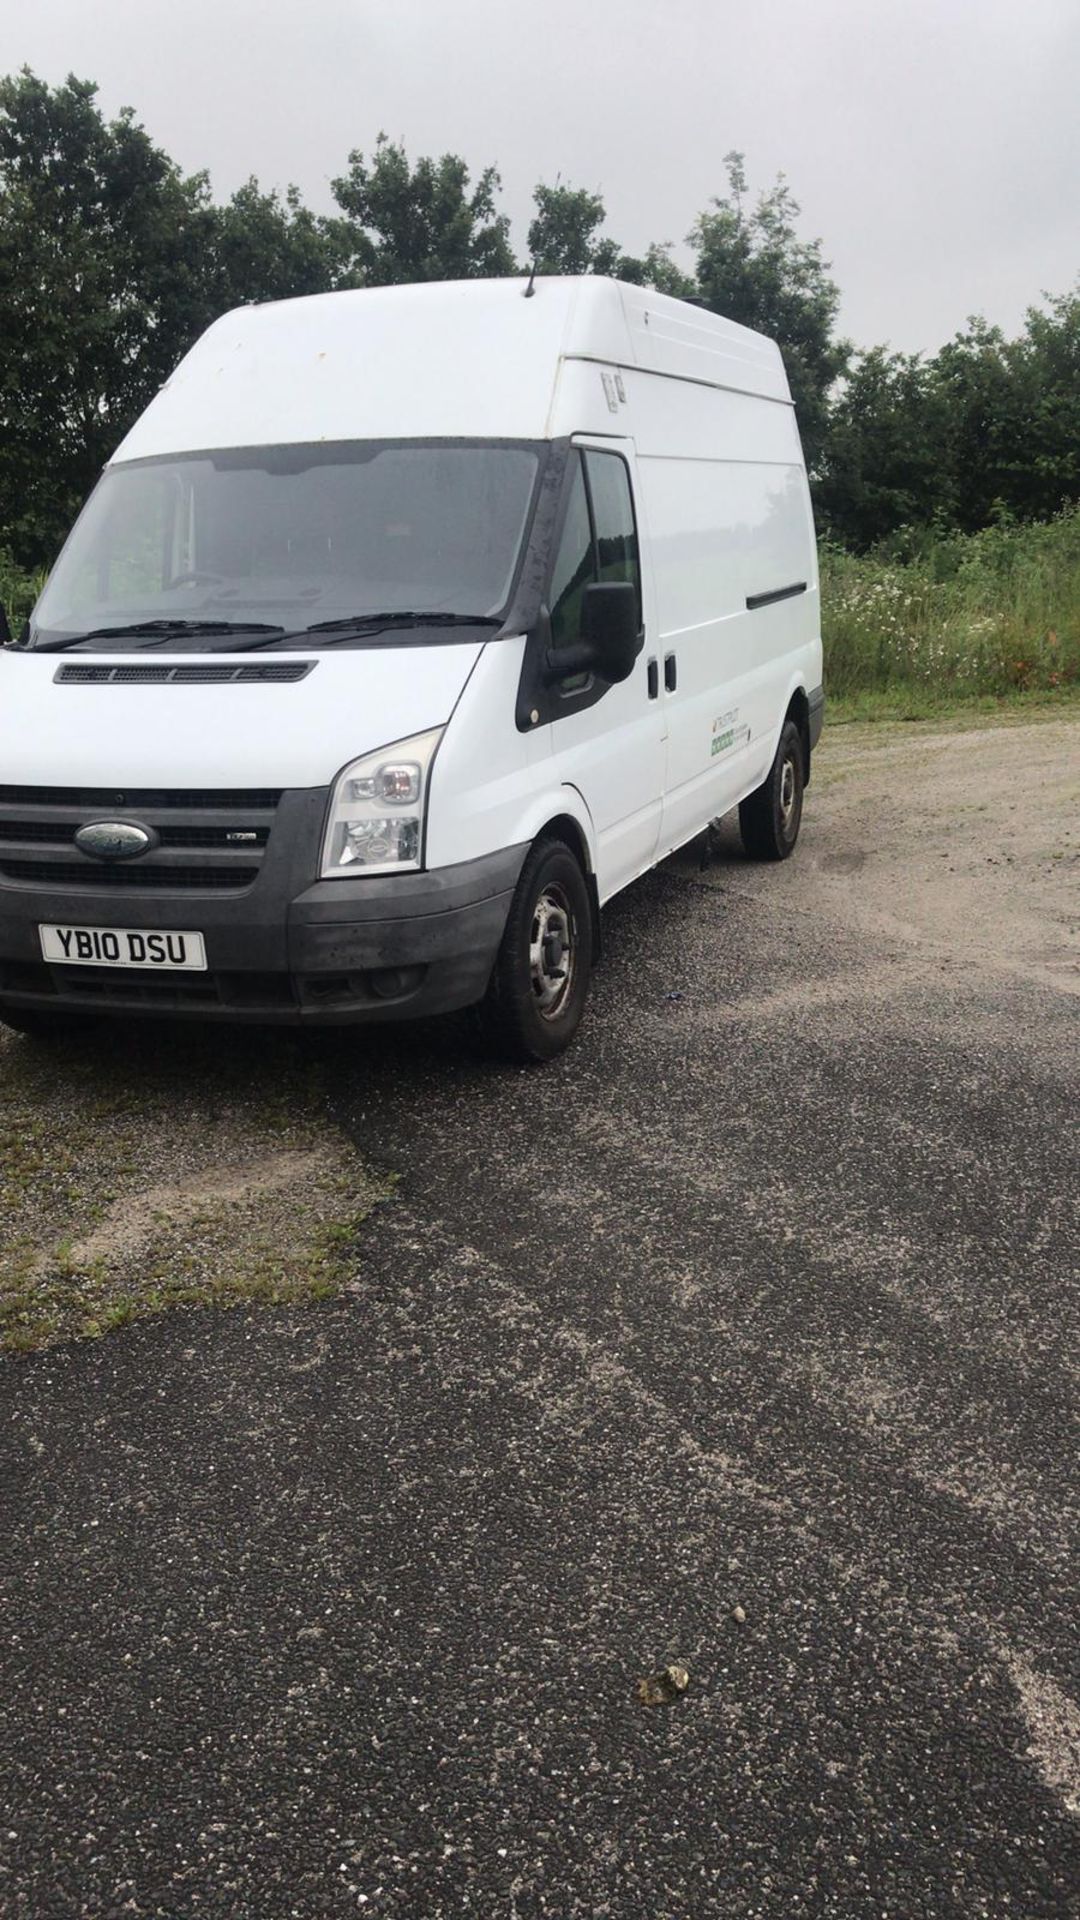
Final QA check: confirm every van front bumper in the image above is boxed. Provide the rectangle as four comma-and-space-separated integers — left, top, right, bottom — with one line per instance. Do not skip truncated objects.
0, 832, 529, 1026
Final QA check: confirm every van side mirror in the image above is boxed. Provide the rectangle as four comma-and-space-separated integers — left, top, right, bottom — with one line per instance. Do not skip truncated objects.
581, 581, 641, 683
544, 580, 641, 684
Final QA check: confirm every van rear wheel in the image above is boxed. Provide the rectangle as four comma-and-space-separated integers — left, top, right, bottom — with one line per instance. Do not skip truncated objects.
480, 838, 592, 1062
739, 719, 804, 861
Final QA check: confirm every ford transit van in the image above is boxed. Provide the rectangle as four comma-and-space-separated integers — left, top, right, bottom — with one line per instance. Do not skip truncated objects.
0, 277, 823, 1060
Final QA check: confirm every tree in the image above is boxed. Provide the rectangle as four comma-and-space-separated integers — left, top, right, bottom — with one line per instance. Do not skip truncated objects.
527, 180, 696, 295
209, 179, 337, 313
690, 153, 848, 468
527, 181, 609, 275
329, 135, 517, 287
927, 317, 1034, 532
1021, 286, 1080, 521
616, 243, 698, 300
0, 69, 214, 565
526, 180, 647, 279
817, 289, 1080, 547
814, 347, 946, 549
928, 298, 1080, 532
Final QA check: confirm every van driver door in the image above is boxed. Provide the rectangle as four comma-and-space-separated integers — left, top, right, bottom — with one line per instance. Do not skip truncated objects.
543, 441, 666, 902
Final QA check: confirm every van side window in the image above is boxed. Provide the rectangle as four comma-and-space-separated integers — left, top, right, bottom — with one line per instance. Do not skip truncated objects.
584, 450, 641, 619
549, 455, 594, 650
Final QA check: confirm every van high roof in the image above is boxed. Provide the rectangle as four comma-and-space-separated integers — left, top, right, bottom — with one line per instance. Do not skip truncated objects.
114, 276, 793, 463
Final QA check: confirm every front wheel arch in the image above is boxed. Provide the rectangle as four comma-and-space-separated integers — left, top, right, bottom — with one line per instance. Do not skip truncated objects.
479, 834, 594, 1062
532, 813, 600, 962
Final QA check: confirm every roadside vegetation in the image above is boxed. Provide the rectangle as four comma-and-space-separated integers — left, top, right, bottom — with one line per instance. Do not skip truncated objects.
821, 505, 1080, 716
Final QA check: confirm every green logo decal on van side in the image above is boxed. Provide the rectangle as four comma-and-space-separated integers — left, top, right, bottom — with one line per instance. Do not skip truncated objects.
711, 710, 751, 757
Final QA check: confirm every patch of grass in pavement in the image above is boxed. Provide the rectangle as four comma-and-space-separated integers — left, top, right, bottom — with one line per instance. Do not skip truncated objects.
0, 1023, 393, 1354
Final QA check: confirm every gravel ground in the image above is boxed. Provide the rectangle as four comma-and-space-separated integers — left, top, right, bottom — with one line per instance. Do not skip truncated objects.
1, 713, 1078, 1918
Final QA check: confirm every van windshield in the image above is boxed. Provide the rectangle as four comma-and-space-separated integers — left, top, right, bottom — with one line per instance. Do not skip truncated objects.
30, 441, 542, 649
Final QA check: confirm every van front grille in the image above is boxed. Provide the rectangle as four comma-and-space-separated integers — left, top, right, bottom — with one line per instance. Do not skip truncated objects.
0, 787, 282, 894
0, 859, 259, 892
0, 786, 282, 810
0, 821, 271, 851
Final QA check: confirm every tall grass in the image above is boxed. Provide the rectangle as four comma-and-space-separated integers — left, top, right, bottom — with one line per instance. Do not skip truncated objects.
820, 507, 1080, 699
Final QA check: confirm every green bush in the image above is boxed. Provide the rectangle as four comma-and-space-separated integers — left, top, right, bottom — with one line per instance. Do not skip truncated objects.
0, 550, 45, 634
820, 506, 1080, 697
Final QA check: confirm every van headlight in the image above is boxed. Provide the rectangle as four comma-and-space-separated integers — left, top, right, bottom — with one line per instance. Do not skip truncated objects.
321, 728, 443, 878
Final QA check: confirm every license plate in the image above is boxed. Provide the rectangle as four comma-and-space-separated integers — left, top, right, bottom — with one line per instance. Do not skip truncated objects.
40, 924, 208, 971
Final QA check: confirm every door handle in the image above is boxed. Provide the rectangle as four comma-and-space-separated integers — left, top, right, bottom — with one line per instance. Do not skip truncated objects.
664, 652, 677, 692
647, 657, 659, 700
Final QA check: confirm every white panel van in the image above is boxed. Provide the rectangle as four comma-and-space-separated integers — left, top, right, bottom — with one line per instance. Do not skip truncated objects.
0, 277, 823, 1059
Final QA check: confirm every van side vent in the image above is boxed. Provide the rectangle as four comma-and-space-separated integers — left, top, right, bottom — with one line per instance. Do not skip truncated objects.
54, 662, 316, 685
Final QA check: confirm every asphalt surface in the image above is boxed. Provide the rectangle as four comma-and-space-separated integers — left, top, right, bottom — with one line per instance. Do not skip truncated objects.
2, 718, 1079, 1918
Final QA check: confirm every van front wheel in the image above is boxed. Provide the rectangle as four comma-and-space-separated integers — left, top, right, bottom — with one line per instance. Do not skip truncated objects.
480, 838, 593, 1062
739, 719, 804, 861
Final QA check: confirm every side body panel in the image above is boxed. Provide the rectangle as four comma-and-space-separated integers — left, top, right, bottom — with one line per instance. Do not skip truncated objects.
427, 593, 665, 909
425, 637, 598, 877
629, 368, 820, 853
546, 358, 820, 886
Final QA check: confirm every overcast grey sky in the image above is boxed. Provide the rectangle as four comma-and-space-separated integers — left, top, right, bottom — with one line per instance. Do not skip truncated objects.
3, 0, 1077, 355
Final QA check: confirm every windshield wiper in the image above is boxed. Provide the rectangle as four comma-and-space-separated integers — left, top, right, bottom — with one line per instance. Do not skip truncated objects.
222, 611, 502, 653
307, 611, 501, 635
34, 619, 286, 653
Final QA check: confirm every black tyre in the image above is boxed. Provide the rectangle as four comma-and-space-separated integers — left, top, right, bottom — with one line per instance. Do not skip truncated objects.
739, 718, 805, 861
479, 838, 593, 1062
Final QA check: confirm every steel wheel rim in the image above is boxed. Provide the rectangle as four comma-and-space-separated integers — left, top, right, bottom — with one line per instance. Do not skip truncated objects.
529, 884, 576, 1019
779, 756, 798, 831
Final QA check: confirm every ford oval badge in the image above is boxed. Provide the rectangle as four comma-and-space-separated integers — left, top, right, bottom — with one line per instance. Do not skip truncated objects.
74, 821, 153, 861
